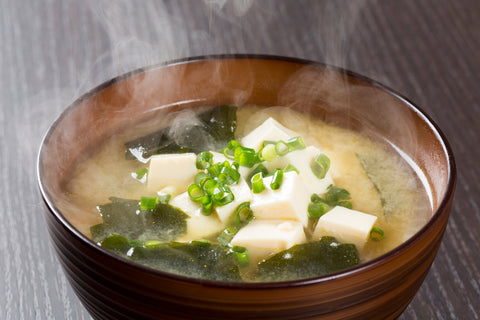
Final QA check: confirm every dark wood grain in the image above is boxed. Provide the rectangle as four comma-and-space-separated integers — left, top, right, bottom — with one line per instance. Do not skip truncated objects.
1, 0, 478, 319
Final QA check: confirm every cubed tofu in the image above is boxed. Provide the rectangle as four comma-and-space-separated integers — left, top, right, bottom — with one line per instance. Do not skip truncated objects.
312, 206, 378, 249
169, 192, 225, 241
282, 146, 334, 195
147, 153, 197, 192
250, 171, 310, 227
241, 117, 298, 151
215, 178, 253, 224
231, 219, 306, 263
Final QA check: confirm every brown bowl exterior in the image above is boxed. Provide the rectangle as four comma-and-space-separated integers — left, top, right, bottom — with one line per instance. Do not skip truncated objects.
38, 55, 456, 320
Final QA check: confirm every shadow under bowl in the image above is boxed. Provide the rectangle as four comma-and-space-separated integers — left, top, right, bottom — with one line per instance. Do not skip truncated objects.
37, 55, 456, 320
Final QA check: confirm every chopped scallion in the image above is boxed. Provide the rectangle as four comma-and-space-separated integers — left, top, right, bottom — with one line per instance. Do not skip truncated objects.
234, 146, 258, 167
194, 172, 210, 186
370, 227, 385, 241
187, 184, 203, 201
275, 140, 290, 156
196, 151, 213, 169
308, 202, 330, 219
144, 240, 162, 248
135, 167, 148, 179
284, 163, 299, 174
200, 195, 213, 215
217, 226, 238, 246
211, 186, 234, 206
258, 144, 277, 162
203, 179, 220, 194
310, 154, 331, 179
287, 136, 306, 150
262, 140, 276, 147
270, 169, 284, 190
140, 196, 158, 211
235, 202, 253, 226
157, 194, 171, 204
337, 201, 353, 209
325, 185, 351, 204
230, 245, 249, 267
219, 166, 240, 185
251, 172, 265, 193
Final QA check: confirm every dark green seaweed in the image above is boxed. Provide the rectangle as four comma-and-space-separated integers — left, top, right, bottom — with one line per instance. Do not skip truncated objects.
125, 105, 237, 160
96, 233, 242, 282
257, 236, 360, 282
131, 240, 242, 281
90, 197, 189, 244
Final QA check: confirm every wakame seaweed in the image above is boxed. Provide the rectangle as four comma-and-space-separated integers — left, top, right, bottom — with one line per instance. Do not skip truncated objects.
257, 236, 360, 282
97, 234, 242, 282
125, 105, 237, 160
131, 240, 243, 281
90, 197, 189, 244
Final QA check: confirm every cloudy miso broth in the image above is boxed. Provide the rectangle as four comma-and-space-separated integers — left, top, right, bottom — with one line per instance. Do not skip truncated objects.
61, 105, 432, 281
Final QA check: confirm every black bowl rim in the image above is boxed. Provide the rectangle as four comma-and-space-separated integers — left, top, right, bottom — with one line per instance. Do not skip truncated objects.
37, 53, 456, 290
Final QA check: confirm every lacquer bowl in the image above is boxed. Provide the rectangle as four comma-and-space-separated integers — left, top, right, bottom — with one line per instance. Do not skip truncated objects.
37, 55, 456, 320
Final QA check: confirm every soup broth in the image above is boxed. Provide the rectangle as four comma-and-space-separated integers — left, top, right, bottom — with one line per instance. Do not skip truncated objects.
61, 105, 432, 281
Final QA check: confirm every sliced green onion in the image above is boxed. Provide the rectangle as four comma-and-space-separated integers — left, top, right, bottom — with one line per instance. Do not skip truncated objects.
222, 140, 241, 160
232, 162, 240, 170
325, 185, 351, 204
310, 153, 331, 179
270, 169, 284, 190
207, 162, 222, 177
337, 201, 353, 209
287, 136, 306, 150
191, 239, 211, 246
307, 202, 330, 219
200, 195, 213, 215
187, 184, 204, 201
219, 166, 240, 185
251, 172, 265, 193
234, 146, 258, 167
284, 163, 299, 174
203, 179, 220, 194
275, 140, 290, 156
144, 240, 162, 248
262, 140, 276, 147
135, 167, 148, 179
259, 144, 277, 162
211, 186, 234, 206
194, 172, 210, 186
230, 246, 249, 267
246, 164, 268, 187
310, 193, 322, 203
228, 140, 241, 149
157, 194, 171, 204
235, 202, 253, 226
140, 196, 158, 211
223, 147, 235, 160
196, 151, 213, 169
370, 227, 385, 241
217, 226, 238, 246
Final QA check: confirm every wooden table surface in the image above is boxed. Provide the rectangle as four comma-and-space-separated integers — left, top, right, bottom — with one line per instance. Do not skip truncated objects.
1, 1, 478, 319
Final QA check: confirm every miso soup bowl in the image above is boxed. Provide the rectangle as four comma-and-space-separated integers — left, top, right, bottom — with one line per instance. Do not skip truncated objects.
37, 55, 456, 320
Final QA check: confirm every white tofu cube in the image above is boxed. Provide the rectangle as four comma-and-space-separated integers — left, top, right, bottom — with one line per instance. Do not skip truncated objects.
215, 178, 253, 224
169, 192, 225, 241
282, 146, 334, 195
241, 117, 298, 151
250, 171, 310, 227
312, 206, 378, 249
231, 219, 306, 263
147, 153, 197, 192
